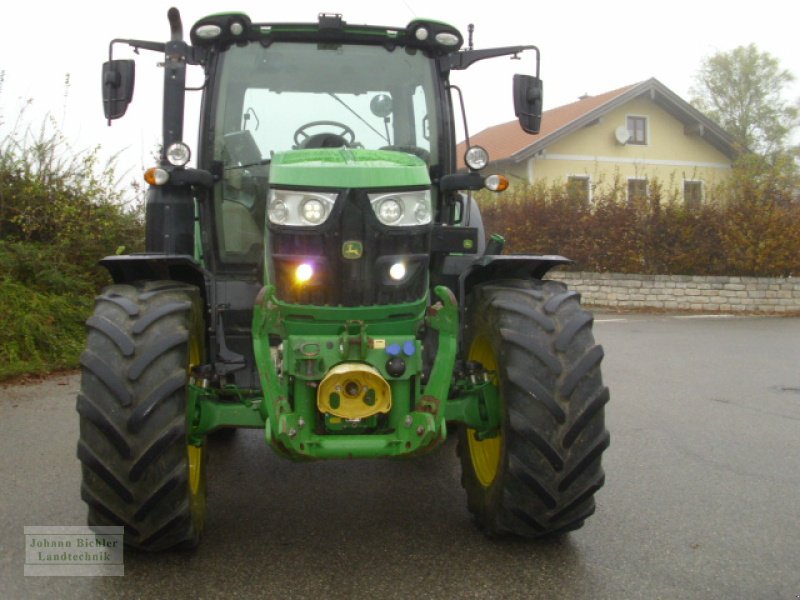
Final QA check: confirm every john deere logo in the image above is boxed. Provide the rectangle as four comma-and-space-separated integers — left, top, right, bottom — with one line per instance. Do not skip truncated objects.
342, 241, 363, 260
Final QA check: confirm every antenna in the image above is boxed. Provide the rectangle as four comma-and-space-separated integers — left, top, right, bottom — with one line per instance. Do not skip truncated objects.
468, 24, 474, 51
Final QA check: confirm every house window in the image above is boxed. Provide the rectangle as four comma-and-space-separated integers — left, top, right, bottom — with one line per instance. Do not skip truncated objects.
627, 116, 648, 145
628, 178, 648, 203
566, 175, 591, 205
684, 180, 703, 208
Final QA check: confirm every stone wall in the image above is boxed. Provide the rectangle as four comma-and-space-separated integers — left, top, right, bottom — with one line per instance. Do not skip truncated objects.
551, 271, 800, 314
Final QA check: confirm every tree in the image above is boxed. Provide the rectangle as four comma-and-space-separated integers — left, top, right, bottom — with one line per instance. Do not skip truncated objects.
691, 44, 799, 156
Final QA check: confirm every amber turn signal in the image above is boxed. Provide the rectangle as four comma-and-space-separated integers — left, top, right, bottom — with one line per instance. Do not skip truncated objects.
484, 174, 509, 192
144, 167, 169, 186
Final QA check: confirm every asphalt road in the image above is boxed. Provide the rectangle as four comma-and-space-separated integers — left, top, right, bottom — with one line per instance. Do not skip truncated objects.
1, 313, 799, 599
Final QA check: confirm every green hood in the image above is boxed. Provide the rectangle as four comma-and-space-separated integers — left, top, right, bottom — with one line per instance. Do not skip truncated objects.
269, 148, 430, 188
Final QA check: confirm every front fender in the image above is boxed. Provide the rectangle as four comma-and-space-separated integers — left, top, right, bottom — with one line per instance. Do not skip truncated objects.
458, 254, 572, 302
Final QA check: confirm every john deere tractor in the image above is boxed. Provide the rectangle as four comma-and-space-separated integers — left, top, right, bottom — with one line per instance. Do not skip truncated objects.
78, 7, 609, 550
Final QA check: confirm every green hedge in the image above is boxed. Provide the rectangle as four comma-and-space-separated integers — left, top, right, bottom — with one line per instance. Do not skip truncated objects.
0, 279, 92, 380
477, 178, 800, 278
0, 118, 143, 381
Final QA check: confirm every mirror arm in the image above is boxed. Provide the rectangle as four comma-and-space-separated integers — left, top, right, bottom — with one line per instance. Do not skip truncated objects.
439, 172, 485, 192
108, 38, 167, 62
449, 45, 539, 76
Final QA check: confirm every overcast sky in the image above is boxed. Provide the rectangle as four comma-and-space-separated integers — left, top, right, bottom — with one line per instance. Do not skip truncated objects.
1, 0, 798, 185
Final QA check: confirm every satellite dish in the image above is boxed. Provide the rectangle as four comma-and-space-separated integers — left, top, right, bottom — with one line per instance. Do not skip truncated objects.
615, 126, 630, 145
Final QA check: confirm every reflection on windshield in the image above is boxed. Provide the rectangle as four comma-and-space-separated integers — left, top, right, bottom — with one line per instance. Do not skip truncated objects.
214, 42, 437, 165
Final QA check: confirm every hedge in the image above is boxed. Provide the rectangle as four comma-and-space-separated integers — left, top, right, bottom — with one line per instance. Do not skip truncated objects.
477, 178, 800, 278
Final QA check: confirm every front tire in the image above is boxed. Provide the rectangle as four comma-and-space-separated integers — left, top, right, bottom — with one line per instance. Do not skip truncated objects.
77, 281, 207, 551
457, 279, 609, 537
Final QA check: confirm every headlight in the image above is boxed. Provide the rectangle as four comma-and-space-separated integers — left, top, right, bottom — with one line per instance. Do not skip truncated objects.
267, 189, 337, 226
464, 145, 489, 171
368, 190, 432, 227
301, 198, 326, 224
166, 142, 191, 167
377, 197, 403, 224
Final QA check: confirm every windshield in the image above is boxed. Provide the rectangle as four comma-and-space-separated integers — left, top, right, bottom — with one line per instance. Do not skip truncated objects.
210, 41, 439, 263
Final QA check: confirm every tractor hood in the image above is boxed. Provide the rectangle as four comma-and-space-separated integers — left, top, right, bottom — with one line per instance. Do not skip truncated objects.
269, 149, 430, 189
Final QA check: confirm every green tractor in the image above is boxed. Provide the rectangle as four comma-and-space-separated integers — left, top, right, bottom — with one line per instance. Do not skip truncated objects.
78, 7, 609, 550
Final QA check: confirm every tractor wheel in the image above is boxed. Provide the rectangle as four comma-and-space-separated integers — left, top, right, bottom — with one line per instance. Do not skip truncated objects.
457, 279, 609, 538
77, 281, 207, 551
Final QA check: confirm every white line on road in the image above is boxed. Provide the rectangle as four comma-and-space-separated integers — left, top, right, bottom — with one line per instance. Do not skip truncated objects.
673, 314, 735, 319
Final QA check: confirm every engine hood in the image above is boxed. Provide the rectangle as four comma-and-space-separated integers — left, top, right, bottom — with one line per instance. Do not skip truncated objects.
269, 148, 430, 189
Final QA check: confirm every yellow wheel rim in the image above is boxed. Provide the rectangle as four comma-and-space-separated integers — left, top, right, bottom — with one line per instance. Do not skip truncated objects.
187, 444, 206, 531
467, 334, 503, 488
187, 445, 204, 495
187, 309, 206, 531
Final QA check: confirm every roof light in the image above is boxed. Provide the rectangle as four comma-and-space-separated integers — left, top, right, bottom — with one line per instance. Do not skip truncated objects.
435, 32, 460, 46
195, 24, 222, 39
190, 13, 253, 47
415, 27, 429, 41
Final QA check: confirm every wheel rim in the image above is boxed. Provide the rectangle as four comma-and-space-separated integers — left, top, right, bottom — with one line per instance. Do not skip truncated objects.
187, 318, 207, 532
467, 334, 503, 488
187, 444, 206, 529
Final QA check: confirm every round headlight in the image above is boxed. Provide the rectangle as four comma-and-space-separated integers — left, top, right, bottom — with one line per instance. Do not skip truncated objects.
414, 202, 431, 225
301, 198, 326, 224
464, 145, 489, 171
415, 27, 429, 41
166, 142, 191, 167
268, 200, 288, 224
230, 21, 244, 36
377, 197, 403, 224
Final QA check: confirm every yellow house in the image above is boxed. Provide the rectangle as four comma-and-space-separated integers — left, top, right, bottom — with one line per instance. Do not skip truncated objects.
464, 78, 737, 205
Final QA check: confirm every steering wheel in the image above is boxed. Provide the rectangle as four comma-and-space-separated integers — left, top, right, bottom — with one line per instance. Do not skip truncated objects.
294, 120, 356, 148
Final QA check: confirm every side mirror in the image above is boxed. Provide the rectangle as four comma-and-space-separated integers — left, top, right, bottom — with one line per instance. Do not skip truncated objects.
102, 60, 135, 121
513, 74, 543, 134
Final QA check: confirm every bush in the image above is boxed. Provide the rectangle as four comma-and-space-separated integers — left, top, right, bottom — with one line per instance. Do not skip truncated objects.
0, 279, 92, 380
0, 106, 144, 380
478, 177, 800, 278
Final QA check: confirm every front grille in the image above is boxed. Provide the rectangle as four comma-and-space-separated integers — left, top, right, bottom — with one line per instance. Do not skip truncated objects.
269, 190, 431, 306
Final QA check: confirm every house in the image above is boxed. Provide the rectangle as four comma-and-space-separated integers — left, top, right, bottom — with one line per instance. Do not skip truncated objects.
462, 78, 738, 205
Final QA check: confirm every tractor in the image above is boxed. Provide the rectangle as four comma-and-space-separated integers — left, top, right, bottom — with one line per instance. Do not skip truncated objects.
78, 7, 609, 550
